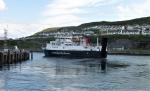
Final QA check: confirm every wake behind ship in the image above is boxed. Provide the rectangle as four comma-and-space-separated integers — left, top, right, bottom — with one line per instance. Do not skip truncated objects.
43, 33, 107, 58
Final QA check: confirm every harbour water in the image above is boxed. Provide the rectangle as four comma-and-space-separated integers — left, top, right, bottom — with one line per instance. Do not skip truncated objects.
0, 52, 150, 91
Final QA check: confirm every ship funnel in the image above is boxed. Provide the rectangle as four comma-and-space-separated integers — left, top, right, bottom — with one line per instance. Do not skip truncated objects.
101, 38, 108, 58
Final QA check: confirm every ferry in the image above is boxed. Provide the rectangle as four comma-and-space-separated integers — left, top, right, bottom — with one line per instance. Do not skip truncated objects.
43, 33, 107, 58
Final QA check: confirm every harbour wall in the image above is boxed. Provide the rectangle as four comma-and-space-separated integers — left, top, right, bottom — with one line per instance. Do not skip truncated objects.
0, 50, 30, 65
108, 50, 150, 55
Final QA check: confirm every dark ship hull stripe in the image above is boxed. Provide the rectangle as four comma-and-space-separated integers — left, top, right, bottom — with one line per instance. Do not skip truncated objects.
44, 50, 107, 58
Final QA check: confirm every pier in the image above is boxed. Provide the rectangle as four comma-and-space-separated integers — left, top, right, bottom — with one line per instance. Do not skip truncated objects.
0, 50, 30, 65
108, 50, 150, 55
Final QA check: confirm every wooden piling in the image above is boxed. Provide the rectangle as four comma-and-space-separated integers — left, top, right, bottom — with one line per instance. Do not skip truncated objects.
0, 50, 30, 65
101, 58, 107, 71
31, 51, 33, 60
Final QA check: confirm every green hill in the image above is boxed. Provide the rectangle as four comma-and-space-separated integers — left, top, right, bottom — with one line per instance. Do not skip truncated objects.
79, 16, 150, 28
36, 16, 150, 34
40, 26, 80, 33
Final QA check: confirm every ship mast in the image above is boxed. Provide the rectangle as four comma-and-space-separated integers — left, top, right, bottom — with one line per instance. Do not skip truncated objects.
4, 26, 8, 51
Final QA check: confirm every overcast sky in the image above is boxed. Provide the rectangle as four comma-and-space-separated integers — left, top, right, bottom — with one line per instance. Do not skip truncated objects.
0, 0, 150, 38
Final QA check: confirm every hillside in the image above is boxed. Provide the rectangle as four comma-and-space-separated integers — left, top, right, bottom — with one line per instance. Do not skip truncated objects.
79, 16, 150, 28
40, 26, 80, 33
32, 16, 150, 35
18, 16, 150, 51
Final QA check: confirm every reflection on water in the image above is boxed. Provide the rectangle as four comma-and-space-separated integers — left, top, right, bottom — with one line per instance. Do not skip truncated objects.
0, 52, 150, 91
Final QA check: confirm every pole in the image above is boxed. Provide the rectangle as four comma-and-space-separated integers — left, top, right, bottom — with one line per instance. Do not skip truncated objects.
97, 37, 99, 46
31, 51, 33, 60
101, 38, 108, 58
4, 28, 8, 51
101, 58, 107, 71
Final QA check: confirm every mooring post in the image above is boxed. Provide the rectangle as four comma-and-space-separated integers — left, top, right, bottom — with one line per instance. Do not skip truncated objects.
101, 38, 108, 58
31, 51, 33, 60
14, 51, 16, 63
20, 50, 22, 61
101, 58, 107, 71
7, 50, 11, 64
3, 53, 6, 64
0, 52, 3, 65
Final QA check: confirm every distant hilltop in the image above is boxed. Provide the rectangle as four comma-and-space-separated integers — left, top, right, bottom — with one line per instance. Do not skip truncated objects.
79, 16, 150, 27
25, 16, 150, 39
